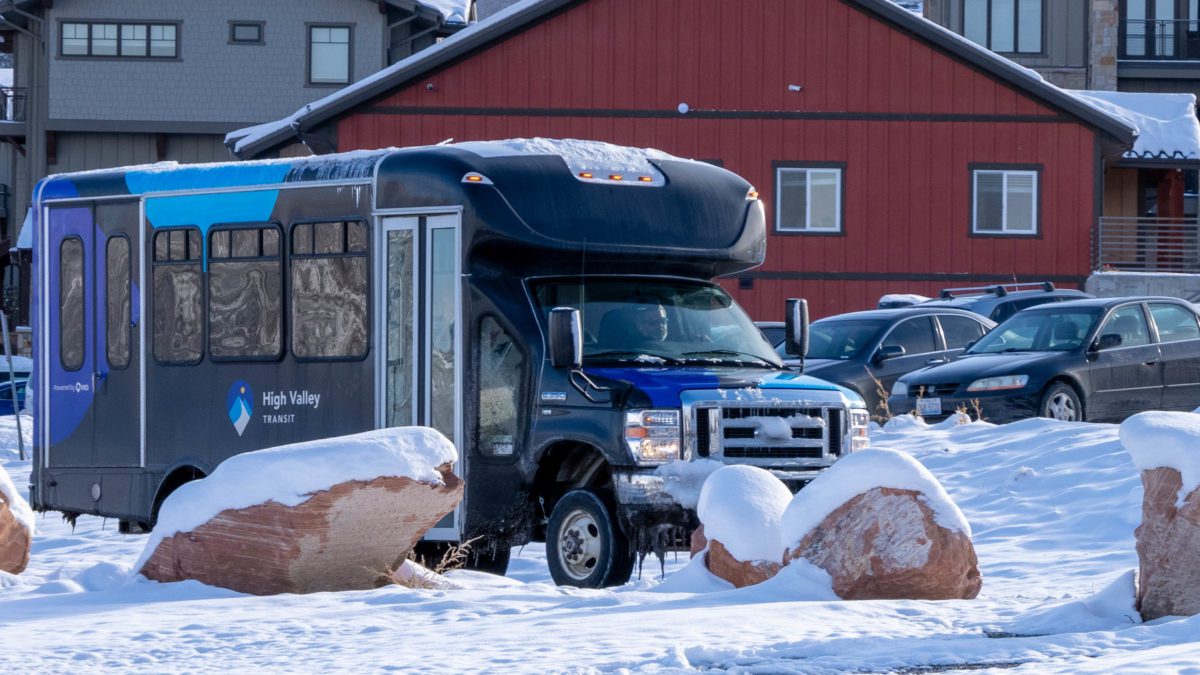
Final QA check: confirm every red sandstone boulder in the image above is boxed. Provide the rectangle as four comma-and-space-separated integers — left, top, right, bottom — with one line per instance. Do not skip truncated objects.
689, 524, 706, 558
705, 540, 782, 588
784, 486, 981, 600
0, 467, 32, 575
140, 465, 462, 595
1135, 467, 1200, 620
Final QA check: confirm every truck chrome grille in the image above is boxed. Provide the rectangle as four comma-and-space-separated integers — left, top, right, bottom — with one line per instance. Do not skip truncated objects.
690, 403, 846, 468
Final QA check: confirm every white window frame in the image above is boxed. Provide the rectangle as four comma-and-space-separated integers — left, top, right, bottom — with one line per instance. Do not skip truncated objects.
774, 166, 844, 234
971, 168, 1039, 236
308, 24, 352, 85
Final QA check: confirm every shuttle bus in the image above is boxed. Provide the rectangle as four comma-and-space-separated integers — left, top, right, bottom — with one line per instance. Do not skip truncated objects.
32, 139, 868, 587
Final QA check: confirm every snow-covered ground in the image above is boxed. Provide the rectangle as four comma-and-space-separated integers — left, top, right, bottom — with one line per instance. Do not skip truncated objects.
3, 414, 1199, 673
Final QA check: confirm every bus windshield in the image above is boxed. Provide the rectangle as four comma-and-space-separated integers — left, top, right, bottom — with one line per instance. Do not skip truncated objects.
532, 278, 782, 368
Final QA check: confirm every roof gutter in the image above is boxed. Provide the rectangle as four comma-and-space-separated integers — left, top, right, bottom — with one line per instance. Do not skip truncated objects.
230, 0, 579, 158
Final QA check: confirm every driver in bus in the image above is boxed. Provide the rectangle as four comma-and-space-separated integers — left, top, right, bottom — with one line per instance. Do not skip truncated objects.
630, 303, 669, 344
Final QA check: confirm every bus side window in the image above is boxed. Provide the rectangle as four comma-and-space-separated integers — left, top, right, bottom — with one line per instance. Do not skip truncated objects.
208, 224, 284, 360
152, 227, 203, 365
477, 316, 524, 458
106, 236, 132, 369
60, 237, 85, 371
290, 220, 369, 360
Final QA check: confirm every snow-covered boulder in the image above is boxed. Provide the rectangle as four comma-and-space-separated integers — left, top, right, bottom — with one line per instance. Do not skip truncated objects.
695, 465, 792, 588
780, 449, 980, 600
0, 464, 32, 574
1121, 412, 1200, 620
138, 428, 462, 596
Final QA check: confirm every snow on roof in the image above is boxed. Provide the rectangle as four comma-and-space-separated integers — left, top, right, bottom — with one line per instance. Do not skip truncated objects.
226, 0, 549, 155
696, 465, 794, 563
419, 0, 471, 24
134, 427, 457, 573
779, 447, 971, 550
0, 463, 33, 534
1120, 411, 1200, 506
1071, 90, 1200, 161
13, 208, 29, 250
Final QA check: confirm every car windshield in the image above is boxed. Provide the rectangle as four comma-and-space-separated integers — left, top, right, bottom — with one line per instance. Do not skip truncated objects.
968, 308, 1100, 354
776, 319, 887, 360
533, 278, 782, 368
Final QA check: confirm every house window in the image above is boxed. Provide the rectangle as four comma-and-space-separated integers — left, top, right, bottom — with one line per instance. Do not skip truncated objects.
230, 22, 264, 45
972, 168, 1039, 235
776, 165, 843, 233
59, 21, 178, 58
208, 225, 283, 360
309, 25, 351, 84
152, 228, 204, 365
290, 220, 369, 360
963, 0, 1043, 54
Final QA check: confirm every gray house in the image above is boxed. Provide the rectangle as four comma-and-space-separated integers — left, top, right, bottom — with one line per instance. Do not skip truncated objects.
0, 0, 471, 324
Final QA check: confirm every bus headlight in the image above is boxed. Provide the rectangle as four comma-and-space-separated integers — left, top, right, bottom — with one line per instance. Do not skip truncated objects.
625, 409, 680, 465
849, 409, 870, 452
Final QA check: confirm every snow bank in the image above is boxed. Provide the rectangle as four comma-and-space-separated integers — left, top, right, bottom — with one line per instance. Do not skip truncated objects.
1120, 411, 1200, 505
135, 427, 456, 571
780, 448, 971, 550
1000, 570, 1140, 636
878, 293, 930, 307
0, 462, 33, 533
696, 465, 793, 563
654, 458, 723, 510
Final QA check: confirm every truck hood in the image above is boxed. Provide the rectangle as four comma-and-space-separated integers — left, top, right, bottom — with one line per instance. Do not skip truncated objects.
584, 366, 846, 408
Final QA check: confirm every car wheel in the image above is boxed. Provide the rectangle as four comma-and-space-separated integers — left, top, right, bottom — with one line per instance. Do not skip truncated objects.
1039, 382, 1083, 422
546, 489, 634, 588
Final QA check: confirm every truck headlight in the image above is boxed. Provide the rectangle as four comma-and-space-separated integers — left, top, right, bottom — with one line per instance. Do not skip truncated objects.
966, 375, 1029, 392
849, 409, 870, 452
625, 409, 680, 465
891, 380, 909, 398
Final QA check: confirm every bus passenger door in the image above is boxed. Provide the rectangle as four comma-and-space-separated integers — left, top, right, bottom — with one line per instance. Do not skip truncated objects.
45, 205, 95, 468
379, 214, 462, 541
91, 201, 142, 467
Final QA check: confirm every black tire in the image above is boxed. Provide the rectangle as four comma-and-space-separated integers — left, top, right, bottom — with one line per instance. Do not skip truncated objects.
546, 489, 634, 588
1039, 382, 1083, 422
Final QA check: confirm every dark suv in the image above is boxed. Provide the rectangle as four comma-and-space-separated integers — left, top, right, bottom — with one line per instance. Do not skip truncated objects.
920, 282, 1091, 323
775, 307, 995, 416
888, 297, 1200, 424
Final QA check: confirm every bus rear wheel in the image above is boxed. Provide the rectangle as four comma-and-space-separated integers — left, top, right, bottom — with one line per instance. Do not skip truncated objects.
546, 489, 634, 588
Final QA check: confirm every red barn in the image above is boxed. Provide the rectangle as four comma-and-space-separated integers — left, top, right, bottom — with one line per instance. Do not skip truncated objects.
229, 0, 1135, 319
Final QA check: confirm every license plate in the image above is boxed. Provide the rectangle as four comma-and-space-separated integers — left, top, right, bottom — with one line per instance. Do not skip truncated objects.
917, 397, 942, 416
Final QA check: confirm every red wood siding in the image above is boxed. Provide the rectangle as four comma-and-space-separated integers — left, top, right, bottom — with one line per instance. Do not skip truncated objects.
336, 0, 1098, 320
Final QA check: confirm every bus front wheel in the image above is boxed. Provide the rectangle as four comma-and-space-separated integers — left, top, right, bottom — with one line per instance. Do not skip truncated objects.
546, 489, 634, 588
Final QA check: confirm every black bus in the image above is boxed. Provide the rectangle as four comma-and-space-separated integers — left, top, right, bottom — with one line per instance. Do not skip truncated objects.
33, 139, 869, 587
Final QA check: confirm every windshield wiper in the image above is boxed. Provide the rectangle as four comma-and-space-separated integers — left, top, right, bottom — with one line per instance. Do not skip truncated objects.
585, 350, 684, 365
681, 349, 777, 367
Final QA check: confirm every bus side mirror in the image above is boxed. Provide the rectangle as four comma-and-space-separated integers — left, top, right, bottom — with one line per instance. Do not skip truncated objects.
549, 307, 583, 369
785, 298, 809, 358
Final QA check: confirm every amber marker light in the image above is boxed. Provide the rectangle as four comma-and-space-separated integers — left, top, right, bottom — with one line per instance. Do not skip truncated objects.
609, 174, 623, 181
579, 172, 594, 179
747, 188, 760, 199
638, 176, 653, 182
465, 175, 483, 182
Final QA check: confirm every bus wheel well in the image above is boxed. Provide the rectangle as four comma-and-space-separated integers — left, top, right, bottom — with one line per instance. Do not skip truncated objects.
532, 442, 612, 523
150, 465, 207, 527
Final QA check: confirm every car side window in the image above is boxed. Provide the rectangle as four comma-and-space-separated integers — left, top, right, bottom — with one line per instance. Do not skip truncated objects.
1149, 303, 1200, 343
938, 315, 987, 349
881, 317, 936, 355
1099, 305, 1151, 348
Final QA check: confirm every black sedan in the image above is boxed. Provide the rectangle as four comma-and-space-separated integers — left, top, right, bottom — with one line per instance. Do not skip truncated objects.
887, 297, 1200, 423
776, 307, 995, 417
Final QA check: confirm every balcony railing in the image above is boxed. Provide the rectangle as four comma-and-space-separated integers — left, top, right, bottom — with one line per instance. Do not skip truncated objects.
1119, 19, 1200, 60
1097, 217, 1200, 272
0, 87, 26, 123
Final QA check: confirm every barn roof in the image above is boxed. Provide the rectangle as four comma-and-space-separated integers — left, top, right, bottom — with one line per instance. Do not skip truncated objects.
225, 0, 1138, 159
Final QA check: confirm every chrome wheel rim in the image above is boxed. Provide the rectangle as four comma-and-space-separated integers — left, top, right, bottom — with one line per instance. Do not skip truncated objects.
557, 509, 603, 581
1047, 392, 1078, 421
